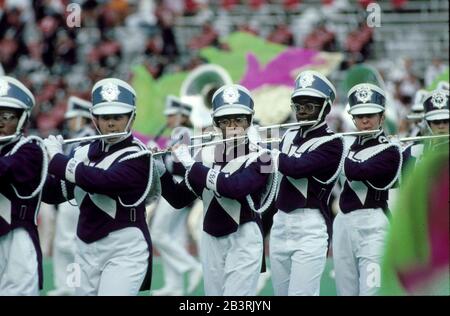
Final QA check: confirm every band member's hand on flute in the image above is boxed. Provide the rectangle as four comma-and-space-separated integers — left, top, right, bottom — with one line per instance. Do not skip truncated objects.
44, 135, 64, 160
172, 143, 195, 169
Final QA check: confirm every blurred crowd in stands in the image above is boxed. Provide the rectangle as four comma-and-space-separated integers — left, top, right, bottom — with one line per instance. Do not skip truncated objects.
0, 0, 447, 138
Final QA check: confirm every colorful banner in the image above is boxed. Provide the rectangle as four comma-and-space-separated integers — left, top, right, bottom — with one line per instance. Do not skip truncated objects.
131, 31, 343, 141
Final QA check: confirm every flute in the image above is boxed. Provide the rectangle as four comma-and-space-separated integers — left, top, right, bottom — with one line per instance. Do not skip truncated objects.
153, 130, 382, 156
190, 120, 319, 141
397, 134, 449, 142
0, 134, 18, 142
258, 129, 382, 144
63, 132, 128, 144
153, 135, 248, 156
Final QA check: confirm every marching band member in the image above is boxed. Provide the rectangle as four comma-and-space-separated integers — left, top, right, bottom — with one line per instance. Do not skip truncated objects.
0, 76, 47, 295
47, 96, 96, 296
150, 95, 202, 296
269, 71, 346, 296
333, 83, 403, 296
405, 89, 428, 138
156, 84, 276, 296
403, 89, 449, 170
42, 78, 160, 295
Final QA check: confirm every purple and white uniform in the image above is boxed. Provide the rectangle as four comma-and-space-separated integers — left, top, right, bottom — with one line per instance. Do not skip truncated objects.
43, 135, 157, 295
0, 136, 47, 295
160, 140, 273, 296
50, 124, 96, 296
270, 124, 345, 296
334, 131, 402, 296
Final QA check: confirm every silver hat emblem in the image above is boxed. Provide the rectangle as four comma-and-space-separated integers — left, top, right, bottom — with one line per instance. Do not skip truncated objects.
355, 85, 373, 103
430, 90, 448, 109
222, 86, 240, 104
298, 72, 315, 88
0, 79, 10, 97
100, 82, 120, 102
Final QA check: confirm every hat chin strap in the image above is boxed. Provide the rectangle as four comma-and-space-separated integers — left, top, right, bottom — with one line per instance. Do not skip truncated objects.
1, 111, 28, 146
424, 120, 436, 136
301, 98, 329, 136
92, 111, 135, 146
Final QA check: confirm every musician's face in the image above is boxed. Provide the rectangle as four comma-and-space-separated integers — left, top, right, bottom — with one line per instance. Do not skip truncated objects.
66, 116, 90, 133
291, 96, 323, 122
95, 113, 132, 142
353, 112, 384, 131
166, 114, 188, 129
429, 119, 449, 135
0, 108, 20, 137
216, 114, 250, 138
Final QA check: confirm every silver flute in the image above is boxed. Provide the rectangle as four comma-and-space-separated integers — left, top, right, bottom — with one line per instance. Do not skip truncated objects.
190, 120, 319, 141
398, 134, 449, 142
0, 134, 18, 142
62, 132, 128, 144
152, 129, 382, 156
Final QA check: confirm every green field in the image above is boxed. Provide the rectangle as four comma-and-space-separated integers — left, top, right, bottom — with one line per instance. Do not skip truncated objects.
40, 257, 337, 296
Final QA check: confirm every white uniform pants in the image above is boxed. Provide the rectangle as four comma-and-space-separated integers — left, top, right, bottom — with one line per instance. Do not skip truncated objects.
0, 228, 39, 296
74, 227, 149, 296
201, 221, 263, 296
332, 208, 389, 296
151, 198, 200, 291
270, 208, 328, 296
52, 201, 79, 294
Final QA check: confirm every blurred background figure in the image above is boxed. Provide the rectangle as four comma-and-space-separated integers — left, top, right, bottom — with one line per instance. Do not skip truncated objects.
47, 96, 95, 296
150, 95, 202, 296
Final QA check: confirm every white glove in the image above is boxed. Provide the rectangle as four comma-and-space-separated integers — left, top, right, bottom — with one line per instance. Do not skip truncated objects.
247, 124, 261, 146
153, 154, 166, 177
389, 135, 402, 146
146, 140, 160, 152
172, 144, 195, 169
44, 135, 64, 160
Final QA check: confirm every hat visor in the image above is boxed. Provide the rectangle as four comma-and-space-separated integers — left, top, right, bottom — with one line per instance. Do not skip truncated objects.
406, 113, 423, 120
0, 98, 27, 110
291, 89, 326, 99
348, 104, 384, 115
64, 110, 92, 120
164, 108, 179, 116
91, 103, 134, 115
213, 105, 254, 117
425, 110, 449, 121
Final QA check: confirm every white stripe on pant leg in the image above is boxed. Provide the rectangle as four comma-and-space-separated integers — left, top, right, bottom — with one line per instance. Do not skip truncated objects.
223, 222, 263, 296
269, 211, 291, 296
0, 228, 39, 296
201, 230, 226, 296
285, 209, 328, 296
332, 212, 359, 296
356, 209, 388, 296
152, 199, 198, 274
97, 227, 149, 296
74, 239, 101, 296
52, 201, 79, 292
160, 255, 184, 291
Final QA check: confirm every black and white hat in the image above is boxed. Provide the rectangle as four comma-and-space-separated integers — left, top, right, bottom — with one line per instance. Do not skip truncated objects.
211, 84, 254, 118
65, 96, 92, 120
164, 95, 192, 117
347, 83, 386, 115
91, 78, 136, 115
0, 76, 35, 112
291, 70, 336, 104
423, 89, 449, 121
406, 89, 428, 120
